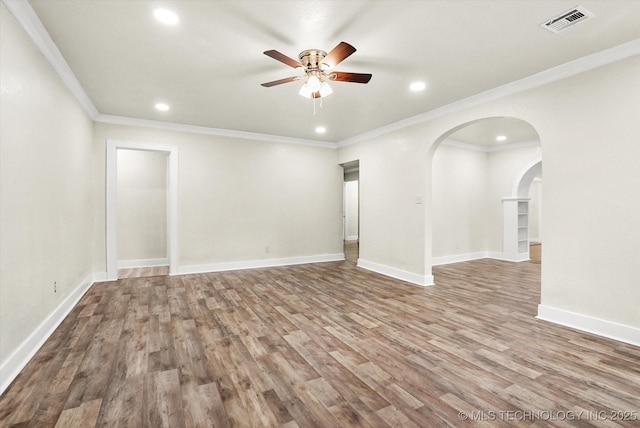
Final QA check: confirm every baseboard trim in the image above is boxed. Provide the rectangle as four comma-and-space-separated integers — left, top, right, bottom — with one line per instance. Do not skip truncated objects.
176, 253, 345, 275
431, 251, 531, 265
117, 258, 169, 269
357, 259, 434, 286
0, 273, 95, 395
432, 252, 488, 266
345, 236, 358, 241
537, 305, 640, 348
488, 252, 530, 262
92, 272, 109, 282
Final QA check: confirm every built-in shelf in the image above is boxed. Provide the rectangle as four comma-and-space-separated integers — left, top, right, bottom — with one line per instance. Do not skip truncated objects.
518, 240, 529, 253
518, 203, 528, 214
517, 201, 529, 254
502, 198, 530, 261
518, 228, 528, 240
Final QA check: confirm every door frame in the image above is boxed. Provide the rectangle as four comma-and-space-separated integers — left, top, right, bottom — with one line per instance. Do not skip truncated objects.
106, 139, 179, 280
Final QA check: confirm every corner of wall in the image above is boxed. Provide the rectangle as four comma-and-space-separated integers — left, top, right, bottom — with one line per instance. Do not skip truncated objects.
357, 259, 434, 287
537, 305, 640, 348
0, 273, 95, 395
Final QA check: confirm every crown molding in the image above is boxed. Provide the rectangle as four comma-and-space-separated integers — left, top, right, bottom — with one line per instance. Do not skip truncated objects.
442, 138, 540, 153
337, 38, 640, 148
2, 0, 99, 119
95, 114, 336, 149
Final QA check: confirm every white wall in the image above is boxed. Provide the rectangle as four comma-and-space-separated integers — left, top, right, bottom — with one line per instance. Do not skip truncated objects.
537, 56, 640, 327
432, 144, 488, 257
116, 149, 167, 263
431, 142, 540, 260
529, 178, 542, 242
0, 5, 94, 369
339, 137, 426, 278
338, 55, 640, 331
344, 180, 359, 240
92, 122, 344, 272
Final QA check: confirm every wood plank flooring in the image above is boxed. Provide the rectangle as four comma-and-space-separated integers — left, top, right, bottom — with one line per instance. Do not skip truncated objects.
2, 255, 640, 427
344, 240, 358, 264
530, 243, 541, 264
118, 265, 169, 279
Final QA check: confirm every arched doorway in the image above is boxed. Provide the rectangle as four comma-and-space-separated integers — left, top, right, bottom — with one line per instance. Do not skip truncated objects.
502, 159, 542, 261
429, 117, 541, 266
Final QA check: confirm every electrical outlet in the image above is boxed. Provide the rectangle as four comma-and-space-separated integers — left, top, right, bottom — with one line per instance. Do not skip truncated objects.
54, 281, 57, 293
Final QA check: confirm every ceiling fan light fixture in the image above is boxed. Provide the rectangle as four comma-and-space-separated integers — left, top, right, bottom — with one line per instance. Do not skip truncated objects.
298, 83, 313, 99
319, 82, 333, 98
306, 74, 321, 92
262, 42, 370, 102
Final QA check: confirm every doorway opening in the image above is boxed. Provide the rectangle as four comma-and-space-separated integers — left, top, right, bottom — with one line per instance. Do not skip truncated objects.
429, 117, 541, 266
508, 160, 542, 264
341, 160, 359, 264
116, 149, 169, 278
106, 140, 178, 280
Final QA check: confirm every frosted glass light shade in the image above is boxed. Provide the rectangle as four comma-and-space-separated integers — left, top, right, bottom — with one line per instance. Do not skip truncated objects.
319, 82, 333, 97
299, 84, 313, 98
306, 75, 321, 92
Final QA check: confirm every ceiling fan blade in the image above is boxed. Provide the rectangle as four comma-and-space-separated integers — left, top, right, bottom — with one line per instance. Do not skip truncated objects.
263, 50, 302, 68
261, 76, 301, 87
322, 42, 356, 69
328, 71, 372, 84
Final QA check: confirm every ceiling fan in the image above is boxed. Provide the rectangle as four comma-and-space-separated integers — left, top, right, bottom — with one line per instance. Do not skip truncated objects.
261, 41, 372, 99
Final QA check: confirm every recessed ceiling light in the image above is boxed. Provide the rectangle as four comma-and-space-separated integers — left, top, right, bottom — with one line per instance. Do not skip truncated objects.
315, 126, 326, 134
409, 81, 426, 92
496, 135, 507, 141
153, 8, 179, 25
155, 102, 170, 112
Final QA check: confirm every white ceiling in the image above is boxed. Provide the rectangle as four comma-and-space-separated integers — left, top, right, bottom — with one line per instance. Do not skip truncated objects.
449, 117, 539, 146
25, 0, 640, 144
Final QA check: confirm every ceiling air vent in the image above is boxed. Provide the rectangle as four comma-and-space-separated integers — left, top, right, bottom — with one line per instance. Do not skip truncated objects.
540, 6, 594, 33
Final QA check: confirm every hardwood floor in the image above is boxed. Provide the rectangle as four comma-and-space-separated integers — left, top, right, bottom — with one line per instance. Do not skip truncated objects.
344, 240, 358, 264
530, 243, 541, 264
2, 257, 639, 427
118, 265, 169, 279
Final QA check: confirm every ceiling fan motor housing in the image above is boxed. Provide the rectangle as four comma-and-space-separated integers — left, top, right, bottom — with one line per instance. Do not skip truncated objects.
299, 49, 328, 71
